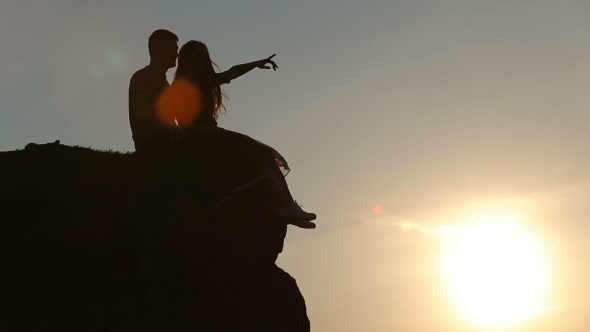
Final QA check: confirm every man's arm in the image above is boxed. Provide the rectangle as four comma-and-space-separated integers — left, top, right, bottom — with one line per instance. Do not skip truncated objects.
130, 93, 152, 123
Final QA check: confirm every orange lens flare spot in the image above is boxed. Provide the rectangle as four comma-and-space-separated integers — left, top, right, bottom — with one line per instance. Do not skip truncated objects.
373, 204, 383, 215
156, 78, 202, 127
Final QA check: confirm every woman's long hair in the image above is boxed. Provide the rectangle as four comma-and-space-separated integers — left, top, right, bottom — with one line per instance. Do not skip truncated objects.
175, 40, 226, 121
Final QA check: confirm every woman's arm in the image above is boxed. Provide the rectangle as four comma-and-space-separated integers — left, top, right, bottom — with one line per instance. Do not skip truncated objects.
214, 54, 278, 85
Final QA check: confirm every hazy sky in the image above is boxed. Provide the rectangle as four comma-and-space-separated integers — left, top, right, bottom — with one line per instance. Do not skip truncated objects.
2, 1, 590, 331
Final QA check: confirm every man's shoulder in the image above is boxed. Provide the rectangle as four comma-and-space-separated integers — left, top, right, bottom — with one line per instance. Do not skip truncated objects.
130, 67, 151, 81
129, 67, 153, 91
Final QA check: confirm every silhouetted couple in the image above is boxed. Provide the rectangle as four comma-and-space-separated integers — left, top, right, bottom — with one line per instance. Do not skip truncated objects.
128, 29, 316, 229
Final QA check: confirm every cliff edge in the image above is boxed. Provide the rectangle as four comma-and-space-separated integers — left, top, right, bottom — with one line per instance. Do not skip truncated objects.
1, 141, 310, 331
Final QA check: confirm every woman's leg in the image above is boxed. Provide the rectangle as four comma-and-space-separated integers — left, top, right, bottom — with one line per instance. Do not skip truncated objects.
205, 127, 316, 224
259, 166, 316, 226
260, 167, 293, 207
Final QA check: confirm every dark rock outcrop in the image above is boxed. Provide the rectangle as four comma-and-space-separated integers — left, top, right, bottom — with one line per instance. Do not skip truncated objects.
1, 141, 309, 331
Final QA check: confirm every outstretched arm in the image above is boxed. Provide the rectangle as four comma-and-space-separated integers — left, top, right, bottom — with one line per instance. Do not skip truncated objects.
215, 54, 278, 85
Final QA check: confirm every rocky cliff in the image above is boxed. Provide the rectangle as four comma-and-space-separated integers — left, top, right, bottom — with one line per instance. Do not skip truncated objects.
1, 141, 310, 331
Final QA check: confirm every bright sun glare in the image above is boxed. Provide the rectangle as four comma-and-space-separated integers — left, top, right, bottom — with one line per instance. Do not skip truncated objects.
441, 214, 549, 328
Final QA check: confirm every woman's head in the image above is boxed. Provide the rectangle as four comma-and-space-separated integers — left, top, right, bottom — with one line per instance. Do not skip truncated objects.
177, 40, 212, 73
175, 40, 225, 120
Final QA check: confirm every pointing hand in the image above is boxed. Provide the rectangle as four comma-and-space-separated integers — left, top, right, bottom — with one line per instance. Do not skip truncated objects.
257, 54, 278, 71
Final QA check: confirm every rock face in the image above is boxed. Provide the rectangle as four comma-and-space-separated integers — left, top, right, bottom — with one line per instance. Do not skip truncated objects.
1, 141, 310, 331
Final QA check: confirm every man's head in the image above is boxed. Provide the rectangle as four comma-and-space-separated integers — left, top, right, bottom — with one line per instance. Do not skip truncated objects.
148, 29, 179, 69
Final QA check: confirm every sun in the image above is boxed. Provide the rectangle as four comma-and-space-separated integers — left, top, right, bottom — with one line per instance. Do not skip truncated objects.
440, 214, 550, 328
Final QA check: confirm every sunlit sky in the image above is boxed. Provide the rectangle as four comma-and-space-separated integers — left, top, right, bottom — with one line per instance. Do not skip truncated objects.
3, 1, 590, 331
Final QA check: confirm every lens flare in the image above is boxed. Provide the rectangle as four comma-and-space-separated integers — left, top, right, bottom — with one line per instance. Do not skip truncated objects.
373, 204, 384, 215
48, 1, 165, 146
156, 79, 202, 127
91, 46, 129, 79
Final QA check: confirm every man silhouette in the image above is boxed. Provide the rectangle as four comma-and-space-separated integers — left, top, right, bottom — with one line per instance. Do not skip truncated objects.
128, 29, 179, 151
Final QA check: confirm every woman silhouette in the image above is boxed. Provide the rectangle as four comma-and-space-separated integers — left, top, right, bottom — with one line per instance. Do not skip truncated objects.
171, 40, 316, 228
